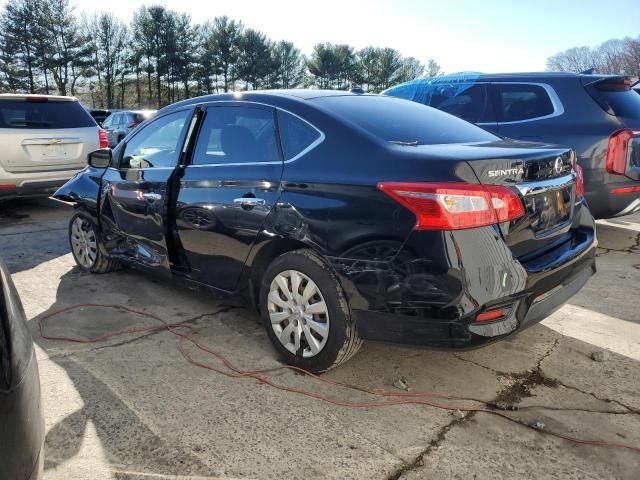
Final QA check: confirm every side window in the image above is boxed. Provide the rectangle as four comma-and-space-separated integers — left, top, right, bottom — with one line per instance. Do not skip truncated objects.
102, 115, 112, 128
277, 110, 321, 160
429, 84, 494, 124
192, 106, 279, 165
121, 109, 190, 169
495, 84, 555, 122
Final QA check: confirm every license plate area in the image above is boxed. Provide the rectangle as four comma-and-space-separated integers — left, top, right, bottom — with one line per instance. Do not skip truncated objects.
524, 185, 573, 235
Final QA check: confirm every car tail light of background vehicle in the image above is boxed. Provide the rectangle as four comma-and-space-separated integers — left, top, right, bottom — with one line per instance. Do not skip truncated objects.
378, 182, 525, 230
606, 128, 640, 175
99, 128, 109, 148
128, 122, 138, 129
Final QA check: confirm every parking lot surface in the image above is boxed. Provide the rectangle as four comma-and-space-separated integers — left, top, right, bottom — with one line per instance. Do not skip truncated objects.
1, 199, 639, 480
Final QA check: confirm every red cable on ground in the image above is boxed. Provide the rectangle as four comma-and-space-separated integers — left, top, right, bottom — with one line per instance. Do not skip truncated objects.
38, 304, 640, 455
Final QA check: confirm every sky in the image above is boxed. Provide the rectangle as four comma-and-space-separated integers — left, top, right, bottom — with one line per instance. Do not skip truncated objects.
6, 0, 640, 73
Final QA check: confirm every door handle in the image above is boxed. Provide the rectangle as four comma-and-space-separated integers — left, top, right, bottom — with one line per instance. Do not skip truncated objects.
233, 197, 266, 207
142, 192, 162, 202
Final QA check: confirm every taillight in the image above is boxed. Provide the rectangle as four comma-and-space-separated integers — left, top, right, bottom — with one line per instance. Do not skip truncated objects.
128, 122, 138, 129
611, 185, 640, 194
607, 129, 639, 175
575, 163, 584, 199
377, 182, 525, 230
98, 128, 109, 148
476, 308, 505, 322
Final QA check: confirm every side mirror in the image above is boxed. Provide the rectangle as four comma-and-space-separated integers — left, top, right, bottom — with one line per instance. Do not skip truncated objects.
88, 148, 112, 168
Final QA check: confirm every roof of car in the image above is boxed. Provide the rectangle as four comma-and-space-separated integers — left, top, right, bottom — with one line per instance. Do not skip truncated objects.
0, 93, 78, 101
475, 72, 626, 82
160, 89, 368, 114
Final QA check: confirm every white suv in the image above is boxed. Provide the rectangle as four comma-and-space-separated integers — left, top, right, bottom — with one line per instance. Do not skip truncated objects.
0, 94, 106, 200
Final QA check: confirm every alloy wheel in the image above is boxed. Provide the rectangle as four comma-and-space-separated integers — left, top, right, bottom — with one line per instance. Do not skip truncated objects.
267, 270, 330, 358
70, 217, 98, 269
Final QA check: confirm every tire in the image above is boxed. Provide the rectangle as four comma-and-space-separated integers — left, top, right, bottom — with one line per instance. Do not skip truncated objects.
68, 211, 119, 273
259, 249, 362, 372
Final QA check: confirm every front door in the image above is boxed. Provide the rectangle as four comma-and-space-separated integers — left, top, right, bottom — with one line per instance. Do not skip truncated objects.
175, 103, 283, 291
99, 108, 194, 270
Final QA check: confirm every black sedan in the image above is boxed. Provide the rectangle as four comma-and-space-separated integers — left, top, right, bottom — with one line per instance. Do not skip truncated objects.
0, 258, 44, 480
53, 90, 596, 372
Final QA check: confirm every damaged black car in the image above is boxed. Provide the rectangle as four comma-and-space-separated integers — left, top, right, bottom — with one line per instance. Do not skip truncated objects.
53, 90, 597, 372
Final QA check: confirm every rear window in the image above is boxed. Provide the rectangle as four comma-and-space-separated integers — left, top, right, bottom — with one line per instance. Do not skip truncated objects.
277, 110, 321, 160
312, 95, 498, 145
0, 100, 96, 129
598, 90, 640, 119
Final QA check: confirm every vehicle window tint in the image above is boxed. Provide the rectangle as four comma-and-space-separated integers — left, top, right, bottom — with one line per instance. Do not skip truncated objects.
312, 95, 498, 145
277, 110, 321, 160
0, 100, 96, 129
192, 106, 279, 165
121, 110, 190, 169
429, 84, 494, 123
495, 84, 555, 122
599, 90, 640, 119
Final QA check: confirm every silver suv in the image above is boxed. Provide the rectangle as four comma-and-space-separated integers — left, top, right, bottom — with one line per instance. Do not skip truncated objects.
0, 94, 104, 200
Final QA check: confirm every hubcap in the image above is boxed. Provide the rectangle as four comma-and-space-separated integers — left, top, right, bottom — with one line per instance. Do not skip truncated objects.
70, 217, 98, 268
267, 270, 330, 358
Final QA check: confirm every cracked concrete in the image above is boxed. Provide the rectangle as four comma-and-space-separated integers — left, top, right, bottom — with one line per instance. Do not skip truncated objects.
2, 199, 640, 480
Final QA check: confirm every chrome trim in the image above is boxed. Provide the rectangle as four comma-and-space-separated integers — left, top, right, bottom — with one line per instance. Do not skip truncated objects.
516, 173, 575, 196
233, 197, 265, 206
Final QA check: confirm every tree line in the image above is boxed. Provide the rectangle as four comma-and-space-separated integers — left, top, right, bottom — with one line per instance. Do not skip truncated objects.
0, 0, 441, 109
546, 36, 640, 78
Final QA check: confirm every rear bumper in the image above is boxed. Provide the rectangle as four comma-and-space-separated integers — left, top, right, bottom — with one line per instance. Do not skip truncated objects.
583, 174, 640, 219
0, 165, 83, 200
332, 207, 597, 349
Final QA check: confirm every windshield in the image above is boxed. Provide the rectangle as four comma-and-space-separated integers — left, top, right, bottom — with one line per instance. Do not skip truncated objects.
0, 100, 96, 129
312, 95, 499, 145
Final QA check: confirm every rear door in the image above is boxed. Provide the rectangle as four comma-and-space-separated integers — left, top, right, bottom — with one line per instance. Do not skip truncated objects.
0, 97, 98, 173
99, 108, 193, 270
175, 103, 283, 291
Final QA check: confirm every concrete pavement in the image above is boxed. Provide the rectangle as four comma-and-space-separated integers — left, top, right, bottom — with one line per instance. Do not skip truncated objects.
1, 199, 639, 480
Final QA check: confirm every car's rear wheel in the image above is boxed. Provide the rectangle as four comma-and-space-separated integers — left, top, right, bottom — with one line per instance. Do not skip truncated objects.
260, 249, 362, 372
69, 211, 118, 273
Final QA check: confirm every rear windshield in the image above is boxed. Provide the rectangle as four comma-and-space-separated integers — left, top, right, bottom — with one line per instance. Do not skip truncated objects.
0, 100, 96, 129
312, 95, 498, 145
599, 90, 640, 119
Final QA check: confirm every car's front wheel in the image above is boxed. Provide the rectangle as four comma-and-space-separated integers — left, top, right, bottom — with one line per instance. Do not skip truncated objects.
260, 249, 362, 372
69, 211, 118, 273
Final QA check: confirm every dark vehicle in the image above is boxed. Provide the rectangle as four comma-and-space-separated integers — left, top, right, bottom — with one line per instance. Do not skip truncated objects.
384, 72, 640, 219
102, 110, 155, 148
54, 90, 596, 371
87, 109, 113, 126
0, 258, 44, 480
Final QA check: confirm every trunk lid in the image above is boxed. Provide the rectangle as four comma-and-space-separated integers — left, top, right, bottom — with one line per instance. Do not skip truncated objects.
411, 140, 578, 262
462, 141, 577, 262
